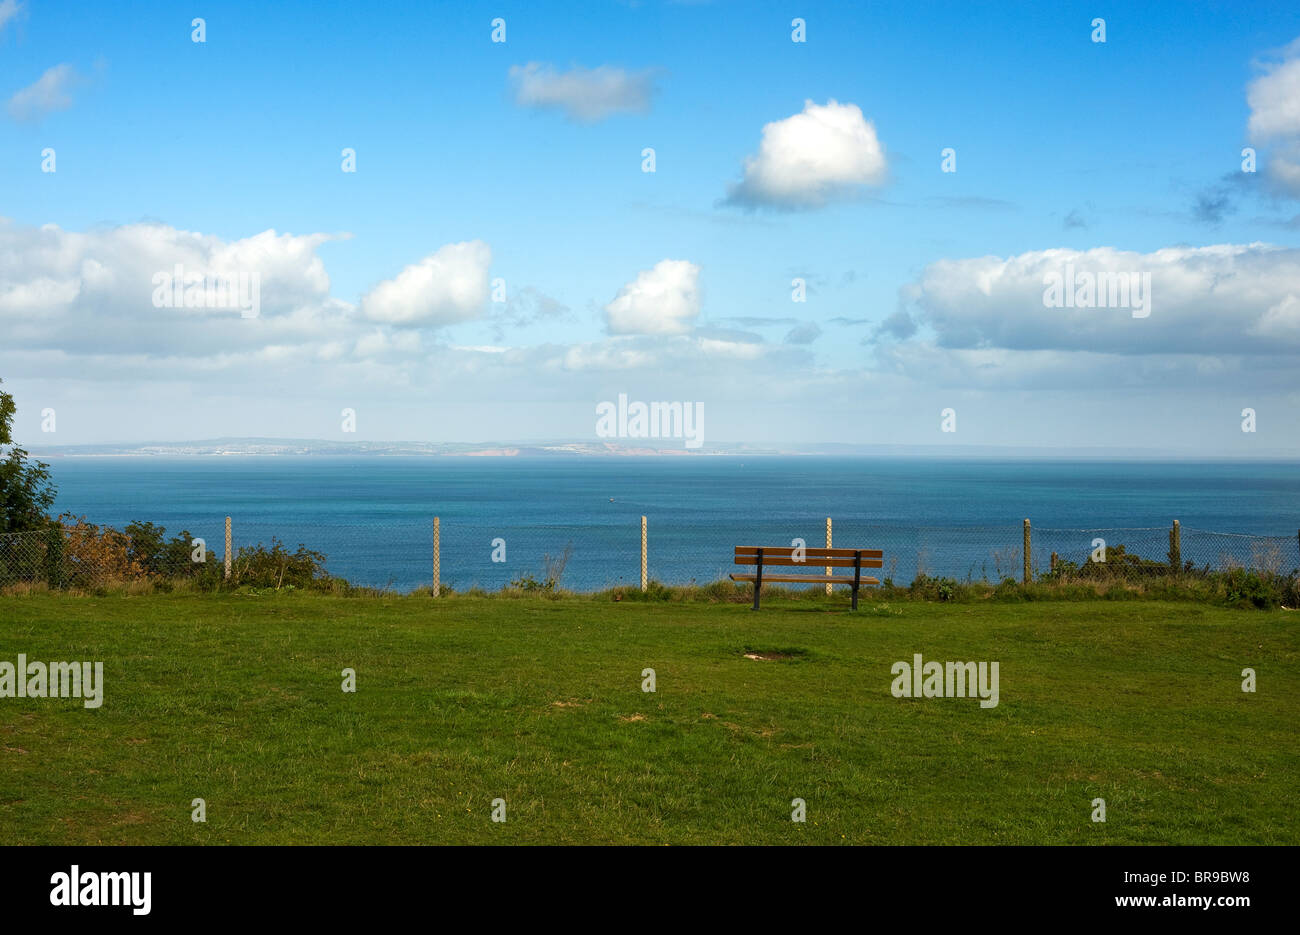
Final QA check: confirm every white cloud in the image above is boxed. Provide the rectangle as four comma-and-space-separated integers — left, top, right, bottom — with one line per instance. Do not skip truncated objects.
1248, 44, 1300, 141
0, 219, 349, 357
725, 99, 887, 209
1247, 38, 1300, 196
7, 64, 77, 122
604, 259, 701, 335
508, 62, 655, 122
8, 218, 1299, 454
359, 241, 491, 326
1250, 293, 1300, 339
904, 243, 1300, 355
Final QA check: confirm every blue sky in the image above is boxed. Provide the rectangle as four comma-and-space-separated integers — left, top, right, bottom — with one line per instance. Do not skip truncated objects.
2, 0, 1299, 452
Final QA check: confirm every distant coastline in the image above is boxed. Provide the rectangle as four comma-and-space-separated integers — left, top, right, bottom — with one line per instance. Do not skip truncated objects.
23, 437, 1300, 461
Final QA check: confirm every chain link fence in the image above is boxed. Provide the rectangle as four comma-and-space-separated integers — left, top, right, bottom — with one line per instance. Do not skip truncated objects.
3, 514, 1297, 593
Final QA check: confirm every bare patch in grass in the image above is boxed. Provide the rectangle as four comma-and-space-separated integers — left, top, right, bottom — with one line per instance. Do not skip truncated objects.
548, 698, 592, 712
742, 646, 808, 662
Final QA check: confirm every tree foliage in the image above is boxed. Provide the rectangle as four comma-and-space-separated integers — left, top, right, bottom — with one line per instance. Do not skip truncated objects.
0, 378, 58, 533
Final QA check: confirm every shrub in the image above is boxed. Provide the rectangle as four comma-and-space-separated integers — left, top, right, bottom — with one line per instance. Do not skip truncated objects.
1068, 544, 1169, 581
226, 539, 336, 591
1222, 568, 1279, 610
910, 574, 959, 602
124, 521, 205, 579
508, 544, 573, 593
57, 515, 147, 587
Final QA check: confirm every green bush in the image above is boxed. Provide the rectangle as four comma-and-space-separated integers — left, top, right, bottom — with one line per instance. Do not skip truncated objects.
1222, 568, 1280, 610
124, 521, 207, 580
1068, 544, 1169, 580
226, 539, 337, 591
42, 522, 65, 589
507, 545, 573, 593
909, 575, 959, 602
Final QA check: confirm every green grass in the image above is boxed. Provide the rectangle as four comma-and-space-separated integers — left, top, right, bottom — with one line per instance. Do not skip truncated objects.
1, 592, 1296, 844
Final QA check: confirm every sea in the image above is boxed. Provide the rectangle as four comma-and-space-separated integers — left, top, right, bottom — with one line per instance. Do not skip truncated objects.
43, 457, 1300, 592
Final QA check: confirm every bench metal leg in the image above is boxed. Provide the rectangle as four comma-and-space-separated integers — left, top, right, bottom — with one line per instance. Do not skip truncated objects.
753, 549, 763, 611
851, 551, 861, 611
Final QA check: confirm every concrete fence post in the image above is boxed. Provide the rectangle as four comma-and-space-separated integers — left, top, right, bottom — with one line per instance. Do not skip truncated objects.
825, 517, 833, 595
640, 516, 648, 592
432, 516, 440, 597
1023, 518, 1031, 584
224, 516, 232, 581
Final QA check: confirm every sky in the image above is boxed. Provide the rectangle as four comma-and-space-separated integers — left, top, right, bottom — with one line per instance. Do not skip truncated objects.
1, 0, 1299, 453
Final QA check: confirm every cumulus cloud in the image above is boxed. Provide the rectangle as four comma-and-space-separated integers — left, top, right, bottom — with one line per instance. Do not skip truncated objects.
360, 241, 491, 327
1247, 41, 1300, 141
508, 62, 655, 122
604, 259, 701, 335
1250, 293, 1300, 339
7, 63, 78, 122
725, 99, 887, 209
904, 243, 1300, 355
1247, 38, 1300, 196
0, 219, 350, 358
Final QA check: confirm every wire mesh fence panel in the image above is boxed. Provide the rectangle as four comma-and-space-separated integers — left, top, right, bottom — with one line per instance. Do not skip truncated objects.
1034, 526, 1172, 581
229, 519, 433, 591
3, 515, 1296, 594
226, 517, 647, 592
436, 520, 642, 593
828, 523, 1027, 584
0, 530, 49, 587
1034, 527, 1300, 582
1, 522, 220, 589
1179, 528, 1300, 574
647, 516, 841, 587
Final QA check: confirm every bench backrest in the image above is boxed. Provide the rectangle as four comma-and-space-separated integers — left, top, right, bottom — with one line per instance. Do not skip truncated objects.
734, 546, 883, 568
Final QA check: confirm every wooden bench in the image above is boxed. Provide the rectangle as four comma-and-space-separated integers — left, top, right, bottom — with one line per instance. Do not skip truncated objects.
731, 546, 883, 610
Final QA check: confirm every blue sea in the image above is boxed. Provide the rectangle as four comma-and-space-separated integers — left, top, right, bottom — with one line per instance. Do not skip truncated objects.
43, 457, 1300, 591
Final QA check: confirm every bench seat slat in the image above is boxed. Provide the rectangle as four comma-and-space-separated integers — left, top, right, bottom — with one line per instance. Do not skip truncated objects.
734, 555, 883, 568
730, 573, 881, 586
735, 546, 883, 559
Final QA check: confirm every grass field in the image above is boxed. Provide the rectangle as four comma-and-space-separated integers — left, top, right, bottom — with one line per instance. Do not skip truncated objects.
1, 592, 1296, 845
